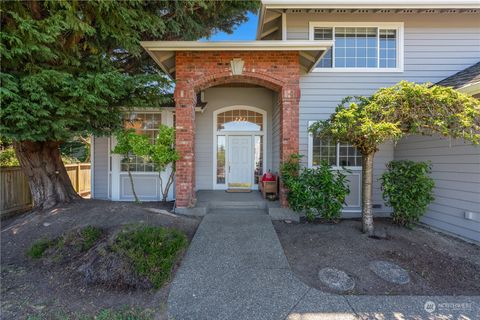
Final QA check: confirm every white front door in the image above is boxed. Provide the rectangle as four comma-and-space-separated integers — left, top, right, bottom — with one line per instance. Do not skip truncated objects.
227, 136, 252, 188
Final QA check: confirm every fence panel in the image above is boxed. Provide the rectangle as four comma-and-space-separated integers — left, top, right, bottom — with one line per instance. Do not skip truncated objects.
0, 167, 32, 215
1, 163, 91, 217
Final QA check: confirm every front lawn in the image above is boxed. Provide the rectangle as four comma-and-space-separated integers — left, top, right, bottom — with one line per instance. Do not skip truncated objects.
1, 200, 200, 320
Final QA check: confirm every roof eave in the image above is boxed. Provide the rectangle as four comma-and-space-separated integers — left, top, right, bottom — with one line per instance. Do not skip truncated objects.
141, 40, 333, 79
256, 4, 267, 40
458, 82, 480, 95
261, 0, 480, 9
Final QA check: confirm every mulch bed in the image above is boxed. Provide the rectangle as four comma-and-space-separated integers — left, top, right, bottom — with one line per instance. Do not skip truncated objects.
1, 199, 201, 320
273, 218, 480, 295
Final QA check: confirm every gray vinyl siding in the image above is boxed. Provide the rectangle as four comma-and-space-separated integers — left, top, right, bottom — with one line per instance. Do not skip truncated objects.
93, 137, 109, 199
394, 136, 480, 242
196, 87, 275, 190
288, 12, 480, 215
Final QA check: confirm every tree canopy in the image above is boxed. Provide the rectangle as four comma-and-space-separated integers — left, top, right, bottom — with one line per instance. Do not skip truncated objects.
0, 0, 259, 142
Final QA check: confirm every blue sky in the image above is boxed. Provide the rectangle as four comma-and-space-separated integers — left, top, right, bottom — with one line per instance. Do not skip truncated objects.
207, 12, 258, 41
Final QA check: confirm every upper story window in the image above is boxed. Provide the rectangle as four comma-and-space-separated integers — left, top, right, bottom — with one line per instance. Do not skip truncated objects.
310, 22, 403, 71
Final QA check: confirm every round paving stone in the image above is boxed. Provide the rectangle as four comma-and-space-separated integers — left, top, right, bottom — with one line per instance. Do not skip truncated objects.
369, 260, 410, 285
318, 267, 355, 292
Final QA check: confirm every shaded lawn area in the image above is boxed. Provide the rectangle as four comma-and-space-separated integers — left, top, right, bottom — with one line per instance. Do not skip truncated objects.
274, 218, 480, 296
1, 199, 201, 320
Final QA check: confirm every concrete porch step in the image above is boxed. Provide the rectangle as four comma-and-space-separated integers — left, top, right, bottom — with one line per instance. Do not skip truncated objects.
209, 208, 267, 215
208, 200, 267, 210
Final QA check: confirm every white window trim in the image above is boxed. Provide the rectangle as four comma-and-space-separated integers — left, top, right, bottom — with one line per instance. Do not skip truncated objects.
309, 21, 404, 73
212, 105, 267, 190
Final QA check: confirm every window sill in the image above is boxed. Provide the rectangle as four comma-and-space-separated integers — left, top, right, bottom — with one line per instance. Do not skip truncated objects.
312, 67, 403, 73
311, 165, 362, 170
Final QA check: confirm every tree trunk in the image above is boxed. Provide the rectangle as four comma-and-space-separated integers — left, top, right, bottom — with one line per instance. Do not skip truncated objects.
161, 169, 175, 203
362, 152, 375, 236
13, 140, 80, 210
126, 161, 140, 203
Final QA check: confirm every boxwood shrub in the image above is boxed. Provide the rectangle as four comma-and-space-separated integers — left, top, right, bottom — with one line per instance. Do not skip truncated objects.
381, 160, 435, 227
281, 154, 350, 222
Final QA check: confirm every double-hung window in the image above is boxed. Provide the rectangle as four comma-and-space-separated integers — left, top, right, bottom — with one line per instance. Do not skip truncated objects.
310, 22, 403, 71
121, 112, 162, 172
308, 124, 362, 169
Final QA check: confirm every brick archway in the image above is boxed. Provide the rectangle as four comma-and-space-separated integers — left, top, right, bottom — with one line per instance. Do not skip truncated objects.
174, 51, 301, 208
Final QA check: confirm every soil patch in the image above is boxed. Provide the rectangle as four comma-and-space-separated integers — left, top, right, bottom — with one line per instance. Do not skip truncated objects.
1, 199, 200, 319
273, 218, 480, 295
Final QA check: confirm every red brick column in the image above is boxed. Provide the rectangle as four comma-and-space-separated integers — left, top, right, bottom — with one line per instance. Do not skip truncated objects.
174, 84, 196, 208
279, 84, 300, 207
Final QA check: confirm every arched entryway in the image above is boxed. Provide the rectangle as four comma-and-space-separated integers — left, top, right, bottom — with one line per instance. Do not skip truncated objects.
174, 51, 301, 208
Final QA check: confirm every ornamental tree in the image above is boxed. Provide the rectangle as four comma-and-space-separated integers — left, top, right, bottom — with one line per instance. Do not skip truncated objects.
111, 129, 151, 203
0, 0, 259, 210
149, 125, 179, 203
310, 81, 480, 236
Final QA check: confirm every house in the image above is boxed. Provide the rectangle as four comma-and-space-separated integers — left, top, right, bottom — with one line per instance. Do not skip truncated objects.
91, 0, 480, 242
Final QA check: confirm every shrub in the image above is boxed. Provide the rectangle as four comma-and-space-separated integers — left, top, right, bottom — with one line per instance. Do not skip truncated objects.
281, 154, 350, 222
381, 160, 435, 227
112, 226, 187, 288
27, 238, 56, 259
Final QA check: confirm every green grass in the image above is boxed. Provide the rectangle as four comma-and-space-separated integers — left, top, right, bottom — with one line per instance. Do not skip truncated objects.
26, 226, 103, 259
26, 238, 56, 259
112, 226, 187, 288
27, 308, 154, 320
79, 226, 103, 251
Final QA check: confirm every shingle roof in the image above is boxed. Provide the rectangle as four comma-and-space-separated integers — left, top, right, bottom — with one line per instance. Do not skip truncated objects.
436, 62, 480, 89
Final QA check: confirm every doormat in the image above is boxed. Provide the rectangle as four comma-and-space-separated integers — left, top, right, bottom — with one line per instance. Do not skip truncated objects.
225, 189, 252, 193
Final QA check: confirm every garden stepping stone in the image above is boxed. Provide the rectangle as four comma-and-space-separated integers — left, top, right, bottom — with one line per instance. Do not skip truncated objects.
369, 260, 410, 285
318, 267, 355, 292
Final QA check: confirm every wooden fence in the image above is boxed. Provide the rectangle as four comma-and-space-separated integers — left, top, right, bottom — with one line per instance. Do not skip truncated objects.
0, 163, 91, 217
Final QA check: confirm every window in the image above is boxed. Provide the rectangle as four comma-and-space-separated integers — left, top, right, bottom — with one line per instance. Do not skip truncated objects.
311, 22, 403, 71
216, 136, 226, 184
310, 136, 362, 168
121, 112, 162, 172
217, 109, 263, 132
254, 136, 264, 184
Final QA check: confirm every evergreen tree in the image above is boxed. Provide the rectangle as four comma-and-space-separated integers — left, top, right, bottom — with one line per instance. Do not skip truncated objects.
1, 0, 259, 209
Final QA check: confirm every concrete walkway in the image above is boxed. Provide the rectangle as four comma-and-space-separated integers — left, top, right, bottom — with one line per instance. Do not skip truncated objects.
168, 209, 480, 320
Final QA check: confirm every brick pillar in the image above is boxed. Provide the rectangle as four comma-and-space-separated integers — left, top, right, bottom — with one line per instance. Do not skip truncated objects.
279, 84, 300, 207
174, 84, 197, 208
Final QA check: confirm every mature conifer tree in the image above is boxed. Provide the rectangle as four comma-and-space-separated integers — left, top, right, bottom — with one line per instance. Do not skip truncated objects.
1, 0, 259, 209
